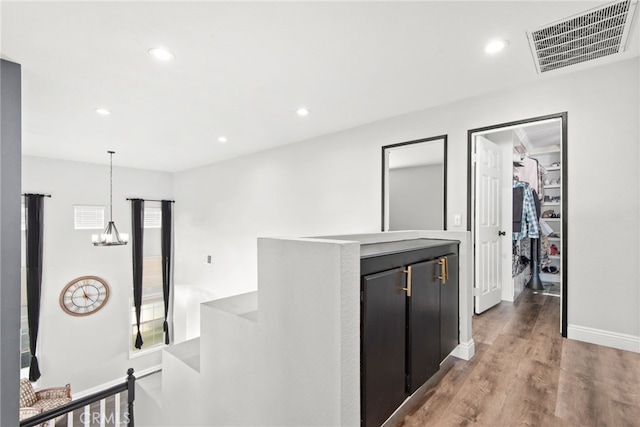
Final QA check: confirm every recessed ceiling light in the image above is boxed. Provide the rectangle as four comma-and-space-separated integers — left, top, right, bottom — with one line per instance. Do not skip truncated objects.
218, 136, 228, 143
148, 47, 175, 61
296, 107, 309, 117
95, 108, 111, 115
485, 39, 509, 54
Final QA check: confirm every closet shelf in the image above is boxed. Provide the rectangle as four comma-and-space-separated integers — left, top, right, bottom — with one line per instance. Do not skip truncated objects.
548, 236, 561, 241
549, 255, 561, 260
544, 218, 561, 222
544, 184, 561, 189
546, 166, 561, 171
531, 146, 561, 155
543, 202, 560, 206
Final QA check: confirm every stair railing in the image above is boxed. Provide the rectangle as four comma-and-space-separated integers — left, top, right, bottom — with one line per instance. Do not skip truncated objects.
20, 368, 136, 427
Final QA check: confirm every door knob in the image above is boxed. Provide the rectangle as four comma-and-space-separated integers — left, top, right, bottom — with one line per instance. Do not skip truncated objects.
498, 230, 506, 236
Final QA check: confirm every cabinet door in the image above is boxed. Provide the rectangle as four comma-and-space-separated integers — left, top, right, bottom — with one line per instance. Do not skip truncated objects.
361, 269, 407, 427
407, 260, 440, 394
440, 254, 459, 361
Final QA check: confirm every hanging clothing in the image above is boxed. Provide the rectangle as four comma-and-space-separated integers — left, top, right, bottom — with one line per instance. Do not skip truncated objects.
512, 238, 531, 277
532, 189, 541, 217
520, 157, 540, 195
513, 181, 540, 240
513, 186, 524, 232
538, 169, 545, 202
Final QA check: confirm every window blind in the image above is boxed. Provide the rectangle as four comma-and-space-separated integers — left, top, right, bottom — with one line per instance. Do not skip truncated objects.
74, 205, 105, 229
144, 207, 162, 228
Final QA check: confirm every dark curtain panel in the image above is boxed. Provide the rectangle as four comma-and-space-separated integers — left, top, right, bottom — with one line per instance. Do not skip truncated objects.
161, 200, 173, 345
131, 199, 145, 349
25, 194, 44, 381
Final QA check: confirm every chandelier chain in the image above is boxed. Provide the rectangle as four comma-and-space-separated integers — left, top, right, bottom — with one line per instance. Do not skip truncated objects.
108, 150, 114, 222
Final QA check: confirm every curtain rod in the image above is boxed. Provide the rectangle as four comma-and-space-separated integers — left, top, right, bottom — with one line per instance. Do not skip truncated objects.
22, 193, 52, 198
126, 198, 175, 203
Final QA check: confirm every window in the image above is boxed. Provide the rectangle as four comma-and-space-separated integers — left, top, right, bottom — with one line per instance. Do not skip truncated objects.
74, 205, 105, 230
144, 207, 162, 229
20, 269, 29, 370
20, 204, 29, 370
131, 297, 165, 350
131, 202, 168, 354
131, 255, 165, 353
20, 308, 29, 369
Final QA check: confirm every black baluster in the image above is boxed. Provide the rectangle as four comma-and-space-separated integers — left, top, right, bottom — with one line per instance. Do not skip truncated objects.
127, 368, 136, 427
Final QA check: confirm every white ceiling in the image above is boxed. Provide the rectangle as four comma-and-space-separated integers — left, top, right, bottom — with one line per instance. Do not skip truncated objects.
2, 1, 638, 172
515, 120, 563, 152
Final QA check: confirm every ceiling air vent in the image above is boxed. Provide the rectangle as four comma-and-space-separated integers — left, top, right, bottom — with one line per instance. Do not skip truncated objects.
526, 0, 638, 73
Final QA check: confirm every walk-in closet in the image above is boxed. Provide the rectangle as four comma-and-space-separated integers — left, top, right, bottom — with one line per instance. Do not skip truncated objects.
513, 137, 563, 297
470, 113, 567, 334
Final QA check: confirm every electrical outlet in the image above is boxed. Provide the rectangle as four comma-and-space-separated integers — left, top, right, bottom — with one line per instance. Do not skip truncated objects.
454, 214, 462, 226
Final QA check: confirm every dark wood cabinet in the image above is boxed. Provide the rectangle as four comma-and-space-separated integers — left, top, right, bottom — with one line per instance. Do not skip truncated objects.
360, 239, 459, 426
440, 254, 459, 362
406, 259, 441, 394
361, 269, 407, 427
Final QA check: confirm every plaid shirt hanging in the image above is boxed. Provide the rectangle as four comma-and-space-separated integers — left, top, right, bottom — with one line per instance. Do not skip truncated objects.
513, 180, 540, 240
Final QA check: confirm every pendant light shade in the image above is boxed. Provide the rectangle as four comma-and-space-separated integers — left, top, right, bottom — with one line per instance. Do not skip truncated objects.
92, 151, 128, 246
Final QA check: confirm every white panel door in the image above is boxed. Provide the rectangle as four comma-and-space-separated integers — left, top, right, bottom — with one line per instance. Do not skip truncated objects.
474, 135, 503, 314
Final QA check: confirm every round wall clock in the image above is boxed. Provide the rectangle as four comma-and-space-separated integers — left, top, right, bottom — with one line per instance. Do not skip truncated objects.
59, 276, 110, 316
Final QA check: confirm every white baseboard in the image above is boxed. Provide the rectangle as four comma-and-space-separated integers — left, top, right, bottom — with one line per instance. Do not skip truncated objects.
451, 339, 475, 360
73, 364, 162, 399
567, 324, 640, 353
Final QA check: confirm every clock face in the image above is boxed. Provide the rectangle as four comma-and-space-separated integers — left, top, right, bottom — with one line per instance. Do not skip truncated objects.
60, 276, 110, 316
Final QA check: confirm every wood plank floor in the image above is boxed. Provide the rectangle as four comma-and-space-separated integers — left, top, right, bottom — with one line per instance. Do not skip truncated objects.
400, 288, 640, 427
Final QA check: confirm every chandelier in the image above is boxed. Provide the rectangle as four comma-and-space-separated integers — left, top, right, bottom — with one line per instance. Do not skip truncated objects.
91, 151, 129, 246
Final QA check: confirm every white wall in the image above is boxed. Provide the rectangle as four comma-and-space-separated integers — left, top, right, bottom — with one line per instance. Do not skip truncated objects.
389, 164, 443, 230
174, 57, 640, 345
21, 156, 173, 392
172, 284, 216, 343
173, 133, 380, 300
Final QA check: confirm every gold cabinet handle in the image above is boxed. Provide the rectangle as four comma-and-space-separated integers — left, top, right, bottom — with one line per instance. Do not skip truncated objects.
438, 258, 447, 285
445, 256, 449, 282
401, 266, 412, 297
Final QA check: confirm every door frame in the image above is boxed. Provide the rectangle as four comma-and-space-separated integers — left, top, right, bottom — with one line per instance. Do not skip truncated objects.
466, 112, 568, 337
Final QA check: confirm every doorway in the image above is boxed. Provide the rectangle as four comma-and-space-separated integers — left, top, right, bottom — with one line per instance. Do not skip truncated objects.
467, 113, 568, 337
